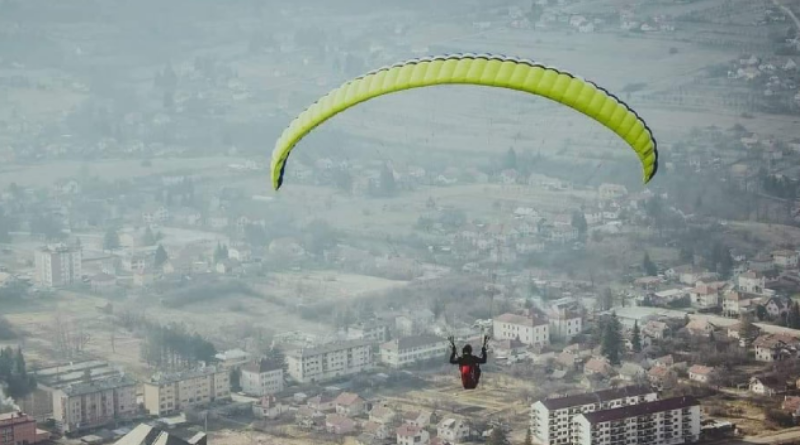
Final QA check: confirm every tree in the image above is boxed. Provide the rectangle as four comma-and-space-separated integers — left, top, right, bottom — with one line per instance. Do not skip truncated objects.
103, 227, 120, 251
214, 243, 229, 263
601, 313, 624, 365
631, 321, 642, 353
488, 426, 508, 445
788, 302, 800, 329
642, 252, 657, 276
155, 244, 169, 268
230, 368, 242, 392
504, 147, 518, 170
143, 227, 157, 246
598, 288, 614, 311
0, 346, 36, 400
524, 427, 533, 445
571, 211, 588, 235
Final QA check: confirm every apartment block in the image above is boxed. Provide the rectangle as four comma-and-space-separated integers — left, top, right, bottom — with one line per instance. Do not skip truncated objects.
143, 366, 230, 416
240, 360, 284, 397
573, 396, 701, 445
530, 385, 658, 445
493, 313, 550, 346
0, 411, 49, 445
379, 335, 449, 368
286, 340, 373, 384
52, 376, 138, 434
34, 244, 82, 288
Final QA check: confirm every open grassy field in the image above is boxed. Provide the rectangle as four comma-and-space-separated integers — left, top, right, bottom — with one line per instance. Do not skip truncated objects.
0, 156, 247, 188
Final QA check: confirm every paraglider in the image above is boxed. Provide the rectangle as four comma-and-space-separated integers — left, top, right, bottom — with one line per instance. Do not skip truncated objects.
269, 53, 659, 191
449, 335, 489, 390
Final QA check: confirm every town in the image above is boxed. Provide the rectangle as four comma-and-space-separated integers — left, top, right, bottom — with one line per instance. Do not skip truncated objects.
2, 0, 800, 444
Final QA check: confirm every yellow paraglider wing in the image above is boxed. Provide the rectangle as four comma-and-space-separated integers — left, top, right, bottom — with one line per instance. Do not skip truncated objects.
270, 54, 658, 190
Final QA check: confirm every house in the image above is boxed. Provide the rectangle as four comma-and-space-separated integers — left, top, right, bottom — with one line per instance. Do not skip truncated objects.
295, 407, 325, 429
750, 254, 776, 272
653, 355, 675, 368
308, 394, 337, 412
689, 281, 724, 309
90, 273, 116, 293
648, 366, 674, 388
740, 270, 767, 294
723, 290, 758, 317
334, 392, 366, 417
326, 414, 356, 435
764, 296, 792, 319
368, 405, 396, 424
493, 338, 527, 361
750, 376, 786, 396
583, 357, 615, 378
215, 259, 241, 274
598, 183, 628, 200
402, 410, 431, 428
361, 420, 391, 440
397, 424, 430, 445
642, 320, 669, 340
253, 395, 291, 419
754, 334, 800, 362
618, 362, 647, 382
782, 395, 800, 416
548, 309, 582, 340
772, 250, 799, 268
684, 319, 716, 337
688, 365, 716, 384
437, 417, 470, 443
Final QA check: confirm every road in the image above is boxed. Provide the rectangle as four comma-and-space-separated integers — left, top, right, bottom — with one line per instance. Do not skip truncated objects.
725, 428, 800, 444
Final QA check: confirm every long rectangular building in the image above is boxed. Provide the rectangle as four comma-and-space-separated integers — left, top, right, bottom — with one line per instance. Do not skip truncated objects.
52, 375, 138, 434
143, 365, 230, 416
530, 385, 658, 445
379, 335, 449, 368
573, 396, 701, 445
286, 339, 373, 384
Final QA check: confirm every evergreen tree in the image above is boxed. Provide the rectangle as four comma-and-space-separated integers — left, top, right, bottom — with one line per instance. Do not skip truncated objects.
378, 165, 396, 197
103, 227, 120, 251
571, 211, 588, 235
214, 243, 229, 263
601, 313, 624, 365
788, 302, 800, 329
631, 321, 642, 353
524, 428, 533, 445
488, 426, 508, 445
642, 252, 658, 276
143, 227, 157, 246
154, 244, 169, 268
230, 368, 242, 392
504, 147, 518, 170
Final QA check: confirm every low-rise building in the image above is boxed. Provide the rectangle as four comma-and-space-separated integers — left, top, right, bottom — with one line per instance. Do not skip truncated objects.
397, 424, 430, 445
240, 360, 284, 396
688, 365, 716, 384
493, 313, 550, 346
325, 414, 356, 435
0, 411, 49, 444
334, 392, 366, 417
548, 310, 582, 341
772, 250, 799, 269
530, 385, 658, 445
437, 417, 470, 443
286, 340, 373, 384
754, 334, 800, 362
214, 349, 250, 371
143, 365, 230, 416
347, 321, 391, 343
379, 335, 449, 368
52, 375, 138, 434
750, 375, 786, 396
573, 396, 701, 445
739, 270, 767, 294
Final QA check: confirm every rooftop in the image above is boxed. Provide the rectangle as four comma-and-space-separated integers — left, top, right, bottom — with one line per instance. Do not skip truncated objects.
60, 375, 137, 397
581, 396, 699, 424
242, 360, 283, 375
538, 385, 655, 411
381, 334, 446, 351
147, 366, 224, 385
288, 339, 373, 358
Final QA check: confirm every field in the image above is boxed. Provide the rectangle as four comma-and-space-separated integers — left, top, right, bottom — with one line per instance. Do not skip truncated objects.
0, 156, 248, 188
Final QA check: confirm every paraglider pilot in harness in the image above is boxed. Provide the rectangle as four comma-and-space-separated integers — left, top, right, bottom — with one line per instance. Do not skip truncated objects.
448, 335, 489, 390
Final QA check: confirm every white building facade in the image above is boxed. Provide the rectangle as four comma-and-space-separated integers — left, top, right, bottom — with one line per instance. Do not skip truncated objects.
379, 335, 449, 368
241, 360, 284, 396
286, 340, 373, 384
35, 244, 82, 288
493, 313, 550, 346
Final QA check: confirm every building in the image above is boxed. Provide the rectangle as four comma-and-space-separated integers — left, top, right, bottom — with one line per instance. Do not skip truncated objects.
0, 411, 49, 444
240, 360, 284, 397
548, 310, 582, 341
214, 349, 250, 372
573, 396, 701, 445
689, 282, 723, 309
493, 313, 550, 346
325, 414, 356, 435
334, 392, 366, 417
772, 250, 799, 269
753, 334, 800, 362
286, 340, 373, 384
688, 365, 716, 384
114, 423, 207, 445
397, 424, 430, 445
52, 376, 138, 434
530, 385, 658, 445
437, 417, 470, 443
739, 270, 766, 294
379, 335, 449, 368
347, 321, 390, 343
34, 244, 82, 288
143, 365, 230, 416
749, 376, 786, 396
